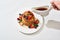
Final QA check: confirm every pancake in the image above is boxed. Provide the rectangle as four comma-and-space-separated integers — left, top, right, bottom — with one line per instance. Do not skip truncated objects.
22, 11, 35, 26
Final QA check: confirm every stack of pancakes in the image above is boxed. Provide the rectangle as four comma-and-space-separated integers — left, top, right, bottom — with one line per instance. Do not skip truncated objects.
22, 11, 35, 26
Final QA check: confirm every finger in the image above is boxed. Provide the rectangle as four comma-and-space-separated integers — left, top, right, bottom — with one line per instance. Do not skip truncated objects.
51, 2, 58, 10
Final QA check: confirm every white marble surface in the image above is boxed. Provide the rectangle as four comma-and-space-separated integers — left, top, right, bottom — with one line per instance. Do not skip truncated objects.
0, 0, 60, 40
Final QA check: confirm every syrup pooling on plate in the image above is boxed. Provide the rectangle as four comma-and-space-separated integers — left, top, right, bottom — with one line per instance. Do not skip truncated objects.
17, 11, 39, 29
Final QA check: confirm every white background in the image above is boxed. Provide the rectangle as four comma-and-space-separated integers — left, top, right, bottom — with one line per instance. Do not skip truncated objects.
0, 0, 60, 40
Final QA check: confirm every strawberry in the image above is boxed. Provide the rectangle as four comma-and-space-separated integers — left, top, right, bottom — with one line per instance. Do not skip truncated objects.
19, 16, 22, 20
34, 19, 39, 24
28, 15, 32, 20
29, 24, 35, 28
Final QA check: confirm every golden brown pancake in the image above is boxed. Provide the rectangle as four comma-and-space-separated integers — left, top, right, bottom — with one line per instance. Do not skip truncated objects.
22, 11, 35, 26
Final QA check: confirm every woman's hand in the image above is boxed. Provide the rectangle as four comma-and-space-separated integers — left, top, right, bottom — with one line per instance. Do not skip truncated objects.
51, 1, 60, 10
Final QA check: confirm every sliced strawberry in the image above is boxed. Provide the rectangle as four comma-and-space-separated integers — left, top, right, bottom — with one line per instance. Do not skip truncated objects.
28, 15, 32, 20
34, 19, 39, 24
29, 24, 35, 28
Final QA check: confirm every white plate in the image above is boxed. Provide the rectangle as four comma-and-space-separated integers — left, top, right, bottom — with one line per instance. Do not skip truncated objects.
16, 10, 43, 34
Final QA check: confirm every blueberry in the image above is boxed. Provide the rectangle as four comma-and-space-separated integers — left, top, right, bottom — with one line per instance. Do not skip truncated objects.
19, 13, 22, 15
28, 26, 30, 28
24, 15, 28, 19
